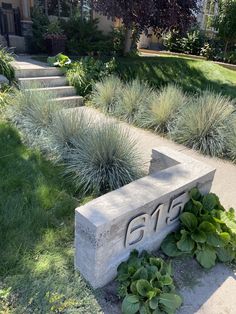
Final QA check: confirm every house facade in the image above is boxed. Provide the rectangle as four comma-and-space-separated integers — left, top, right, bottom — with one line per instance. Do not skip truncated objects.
0, 0, 33, 52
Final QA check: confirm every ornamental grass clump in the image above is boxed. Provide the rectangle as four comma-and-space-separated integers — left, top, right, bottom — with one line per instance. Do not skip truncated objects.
225, 116, 236, 162
0, 46, 14, 81
64, 121, 143, 195
7, 87, 59, 147
46, 109, 91, 158
169, 91, 235, 156
139, 84, 188, 133
91, 75, 123, 113
116, 79, 153, 124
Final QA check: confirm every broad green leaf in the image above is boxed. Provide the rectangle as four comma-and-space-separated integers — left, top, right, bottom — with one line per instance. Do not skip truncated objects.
199, 221, 216, 233
159, 275, 173, 286
219, 211, 236, 234
136, 279, 153, 297
189, 187, 201, 201
130, 281, 138, 295
149, 296, 159, 310
159, 293, 182, 312
133, 267, 148, 281
121, 295, 140, 314
153, 309, 165, 314
206, 232, 230, 248
161, 233, 182, 257
147, 290, 156, 300
191, 230, 206, 243
177, 231, 195, 252
139, 303, 152, 314
184, 200, 200, 216
149, 257, 163, 270
216, 246, 235, 263
202, 193, 220, 211
196, 246, 216, 269
180, 212, 198, 231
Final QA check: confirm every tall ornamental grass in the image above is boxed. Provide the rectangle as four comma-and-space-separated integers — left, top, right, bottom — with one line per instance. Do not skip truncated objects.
115, 79, 153, 124
0, 46, 14, 81
64, 122, 143, 195
91, 75, 123, 113
138, 84, 188, 133
225, 116, 236, 162
169, 91, 235, 156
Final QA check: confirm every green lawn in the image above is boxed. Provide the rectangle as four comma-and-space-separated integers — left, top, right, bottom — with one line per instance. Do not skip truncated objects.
117, 55, 236, 98
0, 121, 102, 313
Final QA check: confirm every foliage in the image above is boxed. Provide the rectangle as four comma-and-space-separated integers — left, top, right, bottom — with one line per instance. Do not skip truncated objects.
138, 84, 188, 133
6, 88, 59, 147
0, 87, 12, 114
169, 91, 235, 157
214, 0, 236, 54
63, 121, 142, 195
161, 188, 236, 268
66, 57, 117, 96
0, 46, 14, 81
163, 30, 182, 52
44, 20, 66, 40
115, 79, 153, 124
117, 250, 182, 314
47, 53, 71, 67
200, 43, 215, 60
30, 6, 49, 53
180, 30, 205, 55
61, 12, 111, 55
225, 115, 236, 162
0, 121, 101, 313
91, 75, 124, 113
111, 27, 126, 55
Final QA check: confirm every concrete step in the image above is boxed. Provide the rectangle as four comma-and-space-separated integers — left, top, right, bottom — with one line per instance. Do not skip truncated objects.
52, 96, 84, 107
26, 86, 76, 98
15, 67, 63, 78
18, 76, 68, 88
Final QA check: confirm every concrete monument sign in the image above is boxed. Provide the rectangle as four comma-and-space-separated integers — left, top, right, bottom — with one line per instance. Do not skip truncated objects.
75, 147, 216, 288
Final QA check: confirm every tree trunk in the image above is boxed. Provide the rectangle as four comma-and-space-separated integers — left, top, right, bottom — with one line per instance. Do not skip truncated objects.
123, 28, 133, 55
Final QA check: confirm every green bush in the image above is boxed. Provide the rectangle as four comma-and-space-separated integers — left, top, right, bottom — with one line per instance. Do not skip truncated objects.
0, 47, 14, 81
163, 30, 182, 52
115, 79, 153, 124
91, 75, 123, 113
161, 188, 236, 268
117, 250, 182, 314
138, 84, 188, 133
62, 12, 111, 55
169, 91, 235, 156
67, 57, 117, 96
30, 7, 49, 53
181, 30, 205, 55
63, 121, 142, 195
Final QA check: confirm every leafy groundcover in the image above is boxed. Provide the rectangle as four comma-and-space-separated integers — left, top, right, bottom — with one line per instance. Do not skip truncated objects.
161, 188, 236, 268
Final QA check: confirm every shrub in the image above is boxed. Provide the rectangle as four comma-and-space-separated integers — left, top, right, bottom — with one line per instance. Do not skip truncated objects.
163, 30, 182, 52
180, 30, 205, 55
161, 188, 236, 269
66, 57, 117, 96
169, 91, 235, 156
117, 250, 182, 314
30, 7, 49, 53
0, 46, 14, 81
116, 79, 153, 124
139, 84, 188, 133
63, 122, 142, 195
91, 75, 123, 113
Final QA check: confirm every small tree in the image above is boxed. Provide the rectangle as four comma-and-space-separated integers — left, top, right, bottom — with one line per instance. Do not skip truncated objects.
93, 0, 198, 54
215, 0, 236, 56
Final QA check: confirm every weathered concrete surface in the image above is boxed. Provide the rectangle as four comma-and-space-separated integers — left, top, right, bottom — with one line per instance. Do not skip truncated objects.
75, 146, 215, 288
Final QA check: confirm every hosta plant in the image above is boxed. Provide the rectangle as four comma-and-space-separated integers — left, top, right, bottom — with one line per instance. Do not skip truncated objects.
161, 188, 236, 269
117, 250, 182, 314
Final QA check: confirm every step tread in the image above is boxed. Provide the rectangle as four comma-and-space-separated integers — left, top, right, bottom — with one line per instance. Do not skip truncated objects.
26, 86, 75, 91
18, 76, 66, 81
52, 96, 83, 101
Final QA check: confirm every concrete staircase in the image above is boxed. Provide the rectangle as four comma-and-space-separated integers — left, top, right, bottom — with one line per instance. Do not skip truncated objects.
13, 58, 83, 107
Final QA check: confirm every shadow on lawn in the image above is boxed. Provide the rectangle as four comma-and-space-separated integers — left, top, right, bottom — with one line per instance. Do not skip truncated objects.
117, 56, 236, 98
0, 122, 102, 313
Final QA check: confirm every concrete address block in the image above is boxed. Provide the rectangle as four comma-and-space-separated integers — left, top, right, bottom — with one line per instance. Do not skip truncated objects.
75, 147, 216, 288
